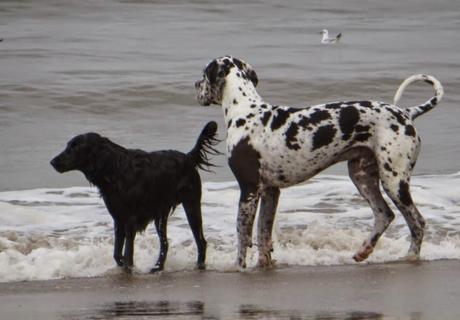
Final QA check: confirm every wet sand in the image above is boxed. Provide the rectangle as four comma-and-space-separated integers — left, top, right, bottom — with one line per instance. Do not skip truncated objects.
1, 260, 459, 319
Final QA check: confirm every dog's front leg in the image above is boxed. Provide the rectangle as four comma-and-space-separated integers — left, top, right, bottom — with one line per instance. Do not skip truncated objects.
123, 222, 136, 273
257, 187, 280, 269
151, 216, 168, 273
113, 221, 125, 267
237, 185, 260, 269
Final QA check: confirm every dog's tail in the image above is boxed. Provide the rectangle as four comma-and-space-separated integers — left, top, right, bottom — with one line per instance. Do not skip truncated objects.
393, 74, 444, 120
188, 121, 221, 172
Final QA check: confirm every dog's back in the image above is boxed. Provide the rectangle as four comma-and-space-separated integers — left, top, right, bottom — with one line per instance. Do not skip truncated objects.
102, 121, 220, 232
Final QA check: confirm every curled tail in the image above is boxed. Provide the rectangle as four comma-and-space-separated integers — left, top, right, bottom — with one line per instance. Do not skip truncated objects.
188, 121, 221, 171
393, 74, 444, 120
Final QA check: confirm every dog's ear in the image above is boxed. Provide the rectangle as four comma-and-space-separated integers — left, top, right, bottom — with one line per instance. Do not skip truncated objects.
204, 61, 219, 84
232, 58, 258, 87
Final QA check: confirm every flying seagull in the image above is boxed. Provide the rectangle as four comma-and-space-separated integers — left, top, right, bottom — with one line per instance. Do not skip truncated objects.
320, 29, 342, 44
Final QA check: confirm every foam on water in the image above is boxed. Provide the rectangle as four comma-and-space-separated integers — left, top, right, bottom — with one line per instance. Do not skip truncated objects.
1, 174, 460, 282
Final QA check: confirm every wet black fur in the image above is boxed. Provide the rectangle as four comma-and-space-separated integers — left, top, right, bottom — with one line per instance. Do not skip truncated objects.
51, 121, 220, 273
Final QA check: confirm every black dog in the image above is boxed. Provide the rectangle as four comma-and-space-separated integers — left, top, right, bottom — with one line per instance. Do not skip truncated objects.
51, 121, 219, 273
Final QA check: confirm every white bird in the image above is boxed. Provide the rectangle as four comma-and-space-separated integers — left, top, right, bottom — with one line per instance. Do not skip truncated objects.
320, 29, 342, 44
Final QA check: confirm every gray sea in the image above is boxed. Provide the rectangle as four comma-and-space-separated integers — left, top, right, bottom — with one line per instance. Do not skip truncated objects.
1, 2, 460, 320
1, 0, 459, 191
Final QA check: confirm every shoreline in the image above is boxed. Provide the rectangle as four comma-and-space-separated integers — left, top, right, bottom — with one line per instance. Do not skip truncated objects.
2, 260, 460, 319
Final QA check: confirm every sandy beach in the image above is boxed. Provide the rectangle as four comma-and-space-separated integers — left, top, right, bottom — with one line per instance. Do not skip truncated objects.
1, 260, 460, 319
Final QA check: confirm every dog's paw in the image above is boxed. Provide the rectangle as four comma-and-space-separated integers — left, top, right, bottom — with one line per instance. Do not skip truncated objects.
256, 258, 277, 270
256, 251, 276, 270
403, 253, 420, 262
196, 262, 206, 271
353, 244, 374, 262
123, 265, 133, 274
114, 255, 124, 267
237, 257, 247, 270
150, 265, 164, 273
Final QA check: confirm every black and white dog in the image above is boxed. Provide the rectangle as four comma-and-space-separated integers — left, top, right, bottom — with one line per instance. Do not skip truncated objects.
195, 56, 444, 268
51, 122, 219, 273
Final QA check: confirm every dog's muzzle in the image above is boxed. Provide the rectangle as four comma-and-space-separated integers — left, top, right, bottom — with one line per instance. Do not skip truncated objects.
195, 79, 211, 106
50, 155, 69, 173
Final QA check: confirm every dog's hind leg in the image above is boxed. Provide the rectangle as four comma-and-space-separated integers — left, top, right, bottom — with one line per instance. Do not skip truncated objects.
256, 187, 280, 269
151, 215, 169, 273
378, 137, 424, 261
183, 198, 207, 270
380, 173, 425, 261
123, 222, 137, 273
347, 151, 395, 262
237, 184, 260, 269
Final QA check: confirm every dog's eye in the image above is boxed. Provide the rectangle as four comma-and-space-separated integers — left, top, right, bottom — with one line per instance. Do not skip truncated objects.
67, 142, 79, 151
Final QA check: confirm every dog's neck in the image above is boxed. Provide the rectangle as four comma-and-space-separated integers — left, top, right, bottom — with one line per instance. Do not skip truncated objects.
221, 69, 263, 120
83, 141, 126, 189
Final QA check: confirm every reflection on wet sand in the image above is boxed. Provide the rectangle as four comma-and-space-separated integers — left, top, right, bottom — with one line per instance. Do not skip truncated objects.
71, 300, 207, 319
67, 300, 423, 320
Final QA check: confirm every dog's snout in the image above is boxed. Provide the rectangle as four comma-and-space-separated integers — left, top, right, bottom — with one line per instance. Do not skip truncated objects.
50, 156, 65, 173
50, 158, 58, 169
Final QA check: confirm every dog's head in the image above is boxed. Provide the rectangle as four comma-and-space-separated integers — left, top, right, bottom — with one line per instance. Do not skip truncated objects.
50, 132, 106, 174
195, 56, 258, 106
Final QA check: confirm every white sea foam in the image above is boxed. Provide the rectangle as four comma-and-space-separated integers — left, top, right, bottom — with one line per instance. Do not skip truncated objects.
1, 174, 460, 282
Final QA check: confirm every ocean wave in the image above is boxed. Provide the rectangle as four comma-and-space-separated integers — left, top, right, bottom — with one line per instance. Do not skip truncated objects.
1, 174, 460, 282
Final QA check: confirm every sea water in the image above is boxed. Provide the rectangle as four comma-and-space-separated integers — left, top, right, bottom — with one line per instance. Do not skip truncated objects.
1, 174, 459, 282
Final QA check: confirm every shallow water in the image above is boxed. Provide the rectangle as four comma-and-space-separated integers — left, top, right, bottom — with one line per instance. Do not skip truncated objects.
1, 174, 460, 283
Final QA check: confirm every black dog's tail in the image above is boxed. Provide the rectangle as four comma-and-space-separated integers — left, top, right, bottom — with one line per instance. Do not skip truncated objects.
188, 121, 221, 172
393, 74, 444, 120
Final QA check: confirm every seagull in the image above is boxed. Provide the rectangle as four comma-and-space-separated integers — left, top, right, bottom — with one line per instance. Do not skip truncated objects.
320, 29, 342, 44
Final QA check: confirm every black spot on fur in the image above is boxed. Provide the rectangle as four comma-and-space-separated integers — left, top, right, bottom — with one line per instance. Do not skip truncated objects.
424, 79, 434, 85
298, 110, 331, 129
247, 113, 255, 119
405, 124, 416, 137
339, 106, 360, 140
285, 123, 301, 150
355, 133, 372, 142
227, 119, 233, 128
398, 180, 412, 206
312, 125, 337, 150
271, 109, 291, 130
356, 101, 373, 109
324, 103, 341, 110
355, 125, 370, 132
250, 104, 257, 108
390, 124, 399, 132
261, 111, 271, 126
385, 107, 406, 125
233, 99, 238, 105
384, 163, 393, 172
236, 119, 246, 128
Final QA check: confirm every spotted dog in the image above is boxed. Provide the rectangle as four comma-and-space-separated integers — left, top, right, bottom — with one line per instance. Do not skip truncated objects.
195, 56, 444, 269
